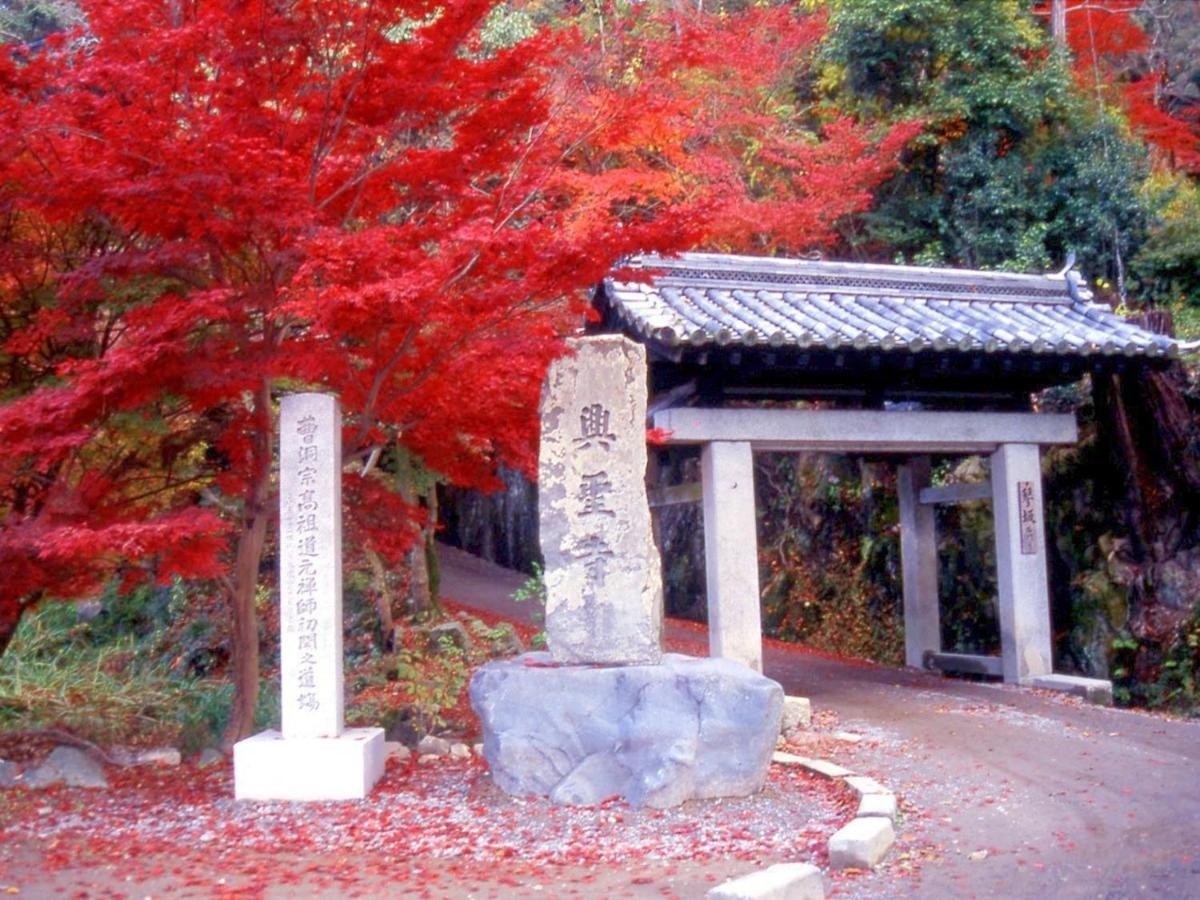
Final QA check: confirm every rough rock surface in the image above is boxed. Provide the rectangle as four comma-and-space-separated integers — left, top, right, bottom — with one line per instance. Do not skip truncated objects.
780, 696, 812, 734
196, 748, 225, 768
0, 759, 19, 788
24, 746, 108, 789
538, 335, 662, 665
470, 652, 783, 808
416, 735, 451, 756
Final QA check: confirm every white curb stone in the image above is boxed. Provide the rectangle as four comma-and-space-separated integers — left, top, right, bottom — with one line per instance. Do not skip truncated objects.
843, 775, 888, 798
771, 753, 854, 779
856, 792, 898, 821
1027, 673, 1113, 705
829, 817, 895, 870
706, 863, 825, 900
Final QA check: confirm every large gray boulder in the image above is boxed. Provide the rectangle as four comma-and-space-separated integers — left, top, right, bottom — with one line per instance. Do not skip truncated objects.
470, 652, 783, 808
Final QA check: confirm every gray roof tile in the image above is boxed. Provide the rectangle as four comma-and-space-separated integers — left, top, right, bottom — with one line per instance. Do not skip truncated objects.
602, 253, 1178, 360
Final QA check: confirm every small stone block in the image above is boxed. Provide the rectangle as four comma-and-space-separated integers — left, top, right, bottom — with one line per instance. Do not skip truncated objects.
780, 696, 812, 733
233, 728, 385, 801
771, 753, 853, 779
829, 817, 895, 870
706, 863, 824, 900
843, 775, 888, 798
196, 748, 224, 768
384, 742, 411, 763
136, 748, 182, 767
449, 743, 471, 760
1026, 674, 1113, 705
417, 735, 451, 756
857, 792, 898, 821
24, 747, 107, 789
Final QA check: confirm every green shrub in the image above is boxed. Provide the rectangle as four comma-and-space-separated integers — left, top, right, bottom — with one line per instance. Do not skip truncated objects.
0, 598, 230, 751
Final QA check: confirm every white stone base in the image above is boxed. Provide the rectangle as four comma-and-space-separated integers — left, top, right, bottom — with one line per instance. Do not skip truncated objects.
233, 728, 385, 801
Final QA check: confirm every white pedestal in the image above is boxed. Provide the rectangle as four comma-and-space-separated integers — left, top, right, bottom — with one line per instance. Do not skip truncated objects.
233, 727, 386, 801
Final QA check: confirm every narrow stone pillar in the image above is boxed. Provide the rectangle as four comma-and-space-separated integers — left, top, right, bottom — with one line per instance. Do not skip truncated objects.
701, 441, 763, 672
897, 456, 940, 669
279, 393, 344, 739
233, 392, 384, 801
990, 442, 1053, 683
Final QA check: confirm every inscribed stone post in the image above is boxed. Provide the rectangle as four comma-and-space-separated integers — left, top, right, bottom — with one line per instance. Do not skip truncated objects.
539, 335, 663, 665
279, 393, 344, 738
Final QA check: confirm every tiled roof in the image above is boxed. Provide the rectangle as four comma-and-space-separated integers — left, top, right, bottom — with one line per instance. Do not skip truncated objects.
601, 253, 1179, 360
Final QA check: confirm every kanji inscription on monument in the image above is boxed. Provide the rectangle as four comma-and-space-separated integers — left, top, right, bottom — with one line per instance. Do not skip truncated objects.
539, 335, 663, 665
1017, 480, 1038, 556
279, 393, 345, 738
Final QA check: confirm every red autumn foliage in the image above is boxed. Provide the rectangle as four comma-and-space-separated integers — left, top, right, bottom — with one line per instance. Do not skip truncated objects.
1040, 0, 1200, 172
0, 0, 912, 738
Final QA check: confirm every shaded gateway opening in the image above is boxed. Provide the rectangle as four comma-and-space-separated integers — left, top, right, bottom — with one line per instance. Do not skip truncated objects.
650, 447, 1003, 672
596, 252, 1179, 685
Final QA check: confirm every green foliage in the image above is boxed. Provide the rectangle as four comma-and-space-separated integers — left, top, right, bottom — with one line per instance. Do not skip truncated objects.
821, 0, 1151, 283
480, 3, 536, 52
756, 454, 904, 665
0, 594, 229, 752
511, 561, 548, 647
935, 490, 999, 656
1133, 174, 1200, 321
1108, 609, 1200, 713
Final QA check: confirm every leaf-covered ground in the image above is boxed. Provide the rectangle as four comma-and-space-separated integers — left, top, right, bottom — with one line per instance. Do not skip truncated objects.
0, 751, 857, 898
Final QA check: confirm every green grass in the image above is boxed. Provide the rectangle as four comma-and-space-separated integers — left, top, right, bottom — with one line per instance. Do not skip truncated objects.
0, 601, 231, 752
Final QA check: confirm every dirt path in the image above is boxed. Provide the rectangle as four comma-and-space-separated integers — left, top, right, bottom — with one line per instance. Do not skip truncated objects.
440, 544, 1200, 899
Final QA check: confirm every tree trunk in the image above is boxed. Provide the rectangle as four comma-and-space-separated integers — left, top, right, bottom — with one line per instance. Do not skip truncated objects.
222, 384, 274, 747
366, 547, 396, 649
1093, 346, 1200, 647
1050, 0, 1067, 46
0, 600, 27, 658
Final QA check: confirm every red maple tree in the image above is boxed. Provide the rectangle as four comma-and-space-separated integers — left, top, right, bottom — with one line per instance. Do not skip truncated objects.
1039, 0, 1200, 172
0, 0, 912, 741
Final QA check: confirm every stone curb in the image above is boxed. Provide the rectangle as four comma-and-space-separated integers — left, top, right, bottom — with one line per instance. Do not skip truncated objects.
770, 751, 901, 871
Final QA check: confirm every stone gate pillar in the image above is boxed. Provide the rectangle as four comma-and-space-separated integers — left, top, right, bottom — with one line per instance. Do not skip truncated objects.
990, 442, 1054, 683
897, 456, 940, 669
700, 441, 763, 672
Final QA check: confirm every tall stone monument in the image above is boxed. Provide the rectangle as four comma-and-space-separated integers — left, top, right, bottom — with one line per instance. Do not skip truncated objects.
471, 335, 783, 808
233, 393, 385, 801
539, 337, 663, 664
